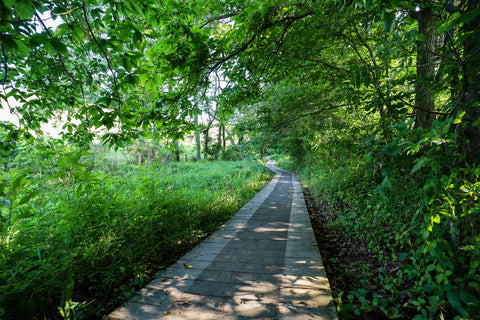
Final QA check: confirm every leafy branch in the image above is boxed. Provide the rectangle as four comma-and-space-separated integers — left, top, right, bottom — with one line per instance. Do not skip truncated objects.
0, 171, 38, 235
81, 0, 118, 94
207, 9, 315, 75
53, 6, 82, 16
33, 12, 88, 110
200, 11, 242, 28
274, 104, 349, 132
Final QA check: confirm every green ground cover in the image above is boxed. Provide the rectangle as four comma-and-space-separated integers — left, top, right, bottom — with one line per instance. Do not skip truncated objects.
272, 148, 480, 319
0, 142, 273, 319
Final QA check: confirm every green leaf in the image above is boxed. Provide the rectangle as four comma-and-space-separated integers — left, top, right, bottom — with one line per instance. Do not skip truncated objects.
398, 252, 408, 261
54, 23, 70, 37
436, 12, 461, 34
51, 37, 68, 55
422, 227, 431, 237
0, 178, 6, 197
459, 6, 480, 25
383, 12, 395, 33
8, 172, 26, 204
14, 0, 35, 20
447, 291, 469, 317
453, 111, 466, 124
14, 209, 34, 220
416, 33, 426, 42
3, 0, 15, 6
118, 25, 132, 42
15, 39, 28, 56
0, 34, 18, 51
71, 25, 85, 42
17, 190, 40, 206
411, 157, 429, 174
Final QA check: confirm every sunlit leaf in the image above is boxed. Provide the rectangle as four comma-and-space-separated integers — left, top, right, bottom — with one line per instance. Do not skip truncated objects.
411, 157, 429, 174
17, 190, 40, 206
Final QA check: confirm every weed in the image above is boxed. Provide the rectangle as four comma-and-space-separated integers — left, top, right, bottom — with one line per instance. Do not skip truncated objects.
0, 142, 273, 319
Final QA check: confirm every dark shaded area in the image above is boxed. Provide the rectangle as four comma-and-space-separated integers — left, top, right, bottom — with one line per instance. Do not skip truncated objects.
304, 188, 392, 320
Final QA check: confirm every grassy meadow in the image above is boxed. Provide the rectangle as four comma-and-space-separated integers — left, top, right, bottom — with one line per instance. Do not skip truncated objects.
0, 140, 273, 319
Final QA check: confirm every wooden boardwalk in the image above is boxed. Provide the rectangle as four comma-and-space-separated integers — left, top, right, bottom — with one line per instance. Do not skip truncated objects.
107, 162, 338, 319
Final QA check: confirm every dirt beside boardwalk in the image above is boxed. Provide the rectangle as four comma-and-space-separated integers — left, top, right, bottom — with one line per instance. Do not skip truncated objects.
303, 188, 391, 320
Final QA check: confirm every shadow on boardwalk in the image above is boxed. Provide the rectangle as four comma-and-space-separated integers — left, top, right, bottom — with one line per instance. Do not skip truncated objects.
107, 161, 338, 319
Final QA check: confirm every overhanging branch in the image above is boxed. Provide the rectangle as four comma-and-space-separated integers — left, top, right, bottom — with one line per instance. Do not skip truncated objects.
206, 8, 315, 75
81, 0, 118, 93
273, 104, 351, 131
200, 11, 242, 28
34, 12, 88, 109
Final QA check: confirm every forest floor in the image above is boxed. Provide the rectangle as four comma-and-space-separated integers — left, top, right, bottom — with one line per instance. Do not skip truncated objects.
303, 188, 392, 320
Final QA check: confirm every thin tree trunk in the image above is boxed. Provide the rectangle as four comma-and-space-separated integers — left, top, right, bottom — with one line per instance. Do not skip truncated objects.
216, 124, 222, 160
462, 0, 480, 162
414, 5, 437, 128
222, 124, 226, 151
224, 128, 238, 146
204, 126, 209, 160
174, 141, 180, 162
194, 114, 201, 161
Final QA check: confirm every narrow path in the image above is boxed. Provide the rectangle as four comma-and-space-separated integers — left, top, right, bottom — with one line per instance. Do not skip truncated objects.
107, 161, 338, 319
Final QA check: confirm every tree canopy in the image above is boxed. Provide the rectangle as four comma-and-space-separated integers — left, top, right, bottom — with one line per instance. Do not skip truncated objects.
2, 0, 479, 155
1, 0, 480, 318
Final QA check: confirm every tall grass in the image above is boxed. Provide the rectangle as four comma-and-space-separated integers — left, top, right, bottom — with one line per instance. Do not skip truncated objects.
0, 144, 273, 319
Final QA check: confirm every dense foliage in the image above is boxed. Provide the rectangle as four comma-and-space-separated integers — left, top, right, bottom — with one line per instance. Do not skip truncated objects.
228, 1, 480, 319
0, 140, 272, 319
1, 0, 480, 319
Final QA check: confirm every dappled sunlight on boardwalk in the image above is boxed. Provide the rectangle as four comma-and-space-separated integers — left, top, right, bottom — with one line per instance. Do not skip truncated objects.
107, 161, 337, 319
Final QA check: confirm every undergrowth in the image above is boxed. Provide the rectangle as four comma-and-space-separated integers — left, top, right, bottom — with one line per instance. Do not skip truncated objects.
282, 122, 480, 319
0, 141, 273, 319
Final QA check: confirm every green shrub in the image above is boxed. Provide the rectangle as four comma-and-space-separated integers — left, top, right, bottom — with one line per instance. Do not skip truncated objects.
293, 121, 480, 319
0, 143, 273, 319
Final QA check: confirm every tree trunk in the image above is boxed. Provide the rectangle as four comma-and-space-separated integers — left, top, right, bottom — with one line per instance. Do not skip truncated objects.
462, 0, 480, 162
444, 2, 460, 103
216, 124, 222, 160
203, 126, 209, 160
194, 114, 201, 161
222, 124, 226, 151
174, 141, 180, 162
224, 128, 238, 146
414, 5, 437, 128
